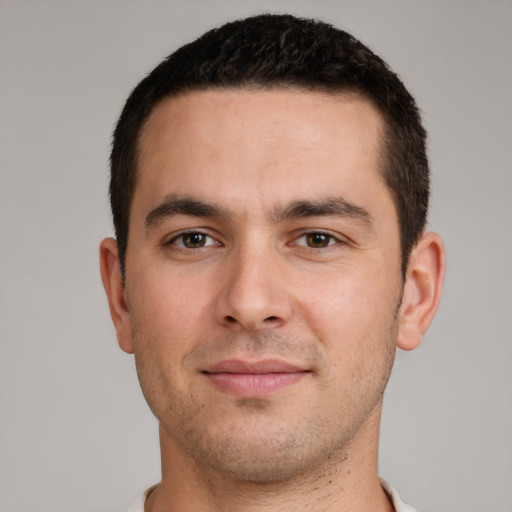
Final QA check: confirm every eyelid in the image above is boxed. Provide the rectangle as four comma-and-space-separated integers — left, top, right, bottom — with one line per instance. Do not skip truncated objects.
291, 230, 345, 248
166, 229, 221, 248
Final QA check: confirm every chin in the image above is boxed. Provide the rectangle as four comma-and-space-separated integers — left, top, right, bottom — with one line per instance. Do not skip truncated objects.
167, 414, 350, 484
192, 439, 329, 483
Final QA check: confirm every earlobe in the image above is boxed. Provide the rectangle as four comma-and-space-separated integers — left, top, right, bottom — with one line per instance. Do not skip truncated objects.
99, 238, 135, 354
397, 232, 445, 351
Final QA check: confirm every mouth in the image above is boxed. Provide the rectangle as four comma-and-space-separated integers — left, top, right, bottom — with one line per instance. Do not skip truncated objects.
202, 359, 309, 398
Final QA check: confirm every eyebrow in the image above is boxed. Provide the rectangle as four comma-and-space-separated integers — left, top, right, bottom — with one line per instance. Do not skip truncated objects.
145, 195, 227, 230
145, 194, 374, 231
271, 197, 374, 227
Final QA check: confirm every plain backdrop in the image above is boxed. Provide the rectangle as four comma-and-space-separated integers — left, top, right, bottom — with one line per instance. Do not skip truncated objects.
1, 1, 511, 511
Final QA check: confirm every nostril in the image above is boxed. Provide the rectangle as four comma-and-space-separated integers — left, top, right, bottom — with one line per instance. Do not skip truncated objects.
224, 315, 279, 326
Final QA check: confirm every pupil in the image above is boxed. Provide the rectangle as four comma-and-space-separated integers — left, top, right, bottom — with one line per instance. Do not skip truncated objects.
308, 233, 328, 247
186, 233, 204, 247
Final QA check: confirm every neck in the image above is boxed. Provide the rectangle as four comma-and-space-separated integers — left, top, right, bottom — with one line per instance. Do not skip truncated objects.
145, 403, 394, 512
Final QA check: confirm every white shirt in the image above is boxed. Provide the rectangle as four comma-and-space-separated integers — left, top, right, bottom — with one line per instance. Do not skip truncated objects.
380, 479, 419, 512
124, 480, 418, 511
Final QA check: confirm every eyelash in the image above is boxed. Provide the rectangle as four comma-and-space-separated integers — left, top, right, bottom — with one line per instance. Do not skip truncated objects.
166, 230, 343, 250
167, 230, 219, 249
292, 231, 342, 249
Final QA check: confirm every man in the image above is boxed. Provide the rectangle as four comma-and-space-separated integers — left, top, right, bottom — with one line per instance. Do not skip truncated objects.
100, 14, 444, 512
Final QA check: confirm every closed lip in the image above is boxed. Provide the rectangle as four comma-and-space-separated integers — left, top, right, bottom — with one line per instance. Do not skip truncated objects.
202, 359, 309, 397
202, 359, 307, 374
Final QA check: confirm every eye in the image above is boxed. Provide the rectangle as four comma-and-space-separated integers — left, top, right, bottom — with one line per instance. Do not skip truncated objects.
295, 232, 339, 248
170, 231, 218, 249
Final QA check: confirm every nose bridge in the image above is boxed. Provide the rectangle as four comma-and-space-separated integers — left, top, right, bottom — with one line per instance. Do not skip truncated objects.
216, 238, 291, 330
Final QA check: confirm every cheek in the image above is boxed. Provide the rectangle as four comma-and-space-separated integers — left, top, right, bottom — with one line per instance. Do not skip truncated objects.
301, 272, 399, 397
129, 267, 214, 344
297, 269, 400, 352
127, 281, 202, 413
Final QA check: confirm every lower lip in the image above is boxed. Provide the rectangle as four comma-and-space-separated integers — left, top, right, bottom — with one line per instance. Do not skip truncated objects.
204, 372, 306, 398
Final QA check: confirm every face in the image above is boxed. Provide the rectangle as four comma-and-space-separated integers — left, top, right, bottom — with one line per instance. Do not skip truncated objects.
117, 89, 405, 481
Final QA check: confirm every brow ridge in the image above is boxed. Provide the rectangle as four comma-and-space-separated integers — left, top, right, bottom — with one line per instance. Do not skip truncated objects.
145, 195, 226, 230
145, 194, 373, 231
271, 197, 373, 225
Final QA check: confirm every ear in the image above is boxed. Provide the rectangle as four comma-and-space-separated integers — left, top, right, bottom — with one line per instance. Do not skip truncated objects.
99, 238, 134, 354
397, 232, 445, 351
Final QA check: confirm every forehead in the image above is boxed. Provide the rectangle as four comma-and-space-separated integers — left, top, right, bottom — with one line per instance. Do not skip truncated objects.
138, 88, 383, 158
134, 88, 390, 220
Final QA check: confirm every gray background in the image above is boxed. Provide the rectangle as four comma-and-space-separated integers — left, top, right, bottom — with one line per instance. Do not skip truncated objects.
1, 1, 511, 511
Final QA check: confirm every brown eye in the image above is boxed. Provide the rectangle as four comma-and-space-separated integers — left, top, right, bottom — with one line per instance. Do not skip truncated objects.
170, 232, 217, 249
299, 233, 336, 249
182, 233, 207, 248
305, 233, 334, 248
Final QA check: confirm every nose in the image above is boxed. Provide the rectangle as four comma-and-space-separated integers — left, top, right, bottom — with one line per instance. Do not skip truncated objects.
214, 244, 293, 332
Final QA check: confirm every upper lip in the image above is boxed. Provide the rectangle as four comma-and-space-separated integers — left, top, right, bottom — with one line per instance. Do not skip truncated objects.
203, 359, 306, 374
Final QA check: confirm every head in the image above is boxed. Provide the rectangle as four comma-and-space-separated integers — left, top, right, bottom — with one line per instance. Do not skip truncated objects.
101, 14, 444, 485
110, 14, 429, 278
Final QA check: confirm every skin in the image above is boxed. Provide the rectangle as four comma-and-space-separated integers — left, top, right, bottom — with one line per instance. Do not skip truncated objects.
100, 89, 445, 512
